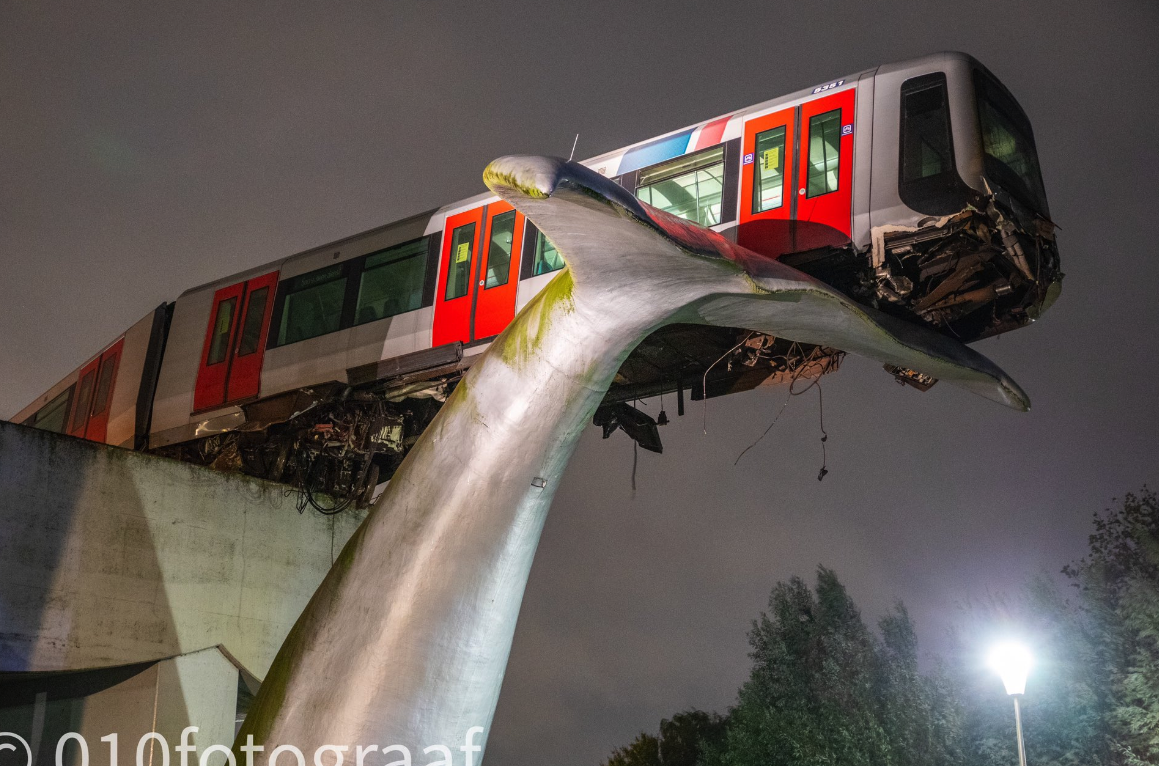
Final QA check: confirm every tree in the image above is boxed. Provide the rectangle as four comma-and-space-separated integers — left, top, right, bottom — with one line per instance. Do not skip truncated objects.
659, 711, 728, 766
700, 567, 964, 766
601, 712, 726, 766
878, 606, 967, 766
604, 733, 662, 766
1062, 488, 1159, 764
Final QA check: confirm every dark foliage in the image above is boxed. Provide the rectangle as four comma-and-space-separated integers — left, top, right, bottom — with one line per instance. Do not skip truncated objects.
603, 711, 726, 766
701, 567, 964, 766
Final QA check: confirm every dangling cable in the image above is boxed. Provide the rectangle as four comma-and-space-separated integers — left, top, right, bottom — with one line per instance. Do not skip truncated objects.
734, 345, 821, 465
734, 386, 792, 466
816, 381, 829, 481
631, 440, 638, 494
628, 397, 641, 494
703, 332, 755, 434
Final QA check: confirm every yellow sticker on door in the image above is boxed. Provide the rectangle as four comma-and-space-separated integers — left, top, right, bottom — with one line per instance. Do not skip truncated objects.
455, 242, 471, 264
761, 147, 780, 172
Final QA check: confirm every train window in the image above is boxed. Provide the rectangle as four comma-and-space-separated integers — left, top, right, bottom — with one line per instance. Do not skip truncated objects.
445, 223, 476, 301
91, 356, 118, 416
485, 211, 516, 288
753, 126, 787, 213
532, 230, 564, 276
901, 77, 953, 181
355, 238, 427, 324
974, 71, 1048, 215
898, 73, 974, 216
806, 110, 841, 197
635, 146, 725, 226
276, 265, 347, 345
207, 297, 237, 364
71, 370, 96, 432
34, 387, 73, 434
236, 286, 270, 356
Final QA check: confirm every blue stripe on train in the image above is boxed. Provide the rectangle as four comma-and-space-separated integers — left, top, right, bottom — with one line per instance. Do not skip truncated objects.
617, 128, 695, 175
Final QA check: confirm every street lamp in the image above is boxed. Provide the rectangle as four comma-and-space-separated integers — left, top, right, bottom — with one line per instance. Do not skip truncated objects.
989, 641, 1033, 766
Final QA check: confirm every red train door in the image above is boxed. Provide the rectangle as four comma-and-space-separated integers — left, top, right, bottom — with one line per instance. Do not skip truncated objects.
226, 272, 278, 403
473, 202, 525, 340
738, 106, 796, 256
193, 271, 278, 413
83, 339, 124, 443
433, 207, 485, 346
793, 89, 855, 249
67, 357, 101, 438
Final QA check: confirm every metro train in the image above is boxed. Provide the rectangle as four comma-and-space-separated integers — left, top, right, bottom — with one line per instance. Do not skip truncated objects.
13, 52, 1061, 509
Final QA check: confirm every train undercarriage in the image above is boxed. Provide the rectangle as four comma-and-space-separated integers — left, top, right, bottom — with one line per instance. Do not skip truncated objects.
154, 329, 847, 510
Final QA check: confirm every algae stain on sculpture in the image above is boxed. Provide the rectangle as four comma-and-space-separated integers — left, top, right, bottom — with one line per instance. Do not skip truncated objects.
237, 157, 1029, 763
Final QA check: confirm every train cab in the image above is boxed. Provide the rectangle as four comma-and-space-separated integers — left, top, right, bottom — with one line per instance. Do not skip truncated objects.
592, 51, 1060, 347
848, 52, 1060, 343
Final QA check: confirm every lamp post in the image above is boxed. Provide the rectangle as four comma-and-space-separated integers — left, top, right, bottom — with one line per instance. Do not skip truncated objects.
989, 642, 1033, 766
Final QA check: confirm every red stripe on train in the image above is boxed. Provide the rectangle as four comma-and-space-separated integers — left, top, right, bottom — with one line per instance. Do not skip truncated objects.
694, 116, 730, 150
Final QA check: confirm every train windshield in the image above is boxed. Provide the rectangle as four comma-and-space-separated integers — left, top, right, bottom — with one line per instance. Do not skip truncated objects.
974, 71, 1048, 216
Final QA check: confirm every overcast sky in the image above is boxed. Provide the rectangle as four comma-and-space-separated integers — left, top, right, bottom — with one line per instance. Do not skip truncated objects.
2, 1, 1158, 763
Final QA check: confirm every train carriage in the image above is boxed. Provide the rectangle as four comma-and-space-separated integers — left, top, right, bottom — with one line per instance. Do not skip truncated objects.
14, 306, 168, 450
13, 52, 1061, 508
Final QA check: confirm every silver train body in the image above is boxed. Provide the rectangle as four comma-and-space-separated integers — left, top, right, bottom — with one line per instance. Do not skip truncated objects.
14, 52, 1060, 505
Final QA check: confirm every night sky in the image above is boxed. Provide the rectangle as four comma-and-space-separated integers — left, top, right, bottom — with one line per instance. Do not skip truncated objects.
2, 2, 1157, 763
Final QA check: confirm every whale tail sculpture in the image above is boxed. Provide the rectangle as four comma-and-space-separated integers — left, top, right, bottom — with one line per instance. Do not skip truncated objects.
235, 157, 1027, 763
